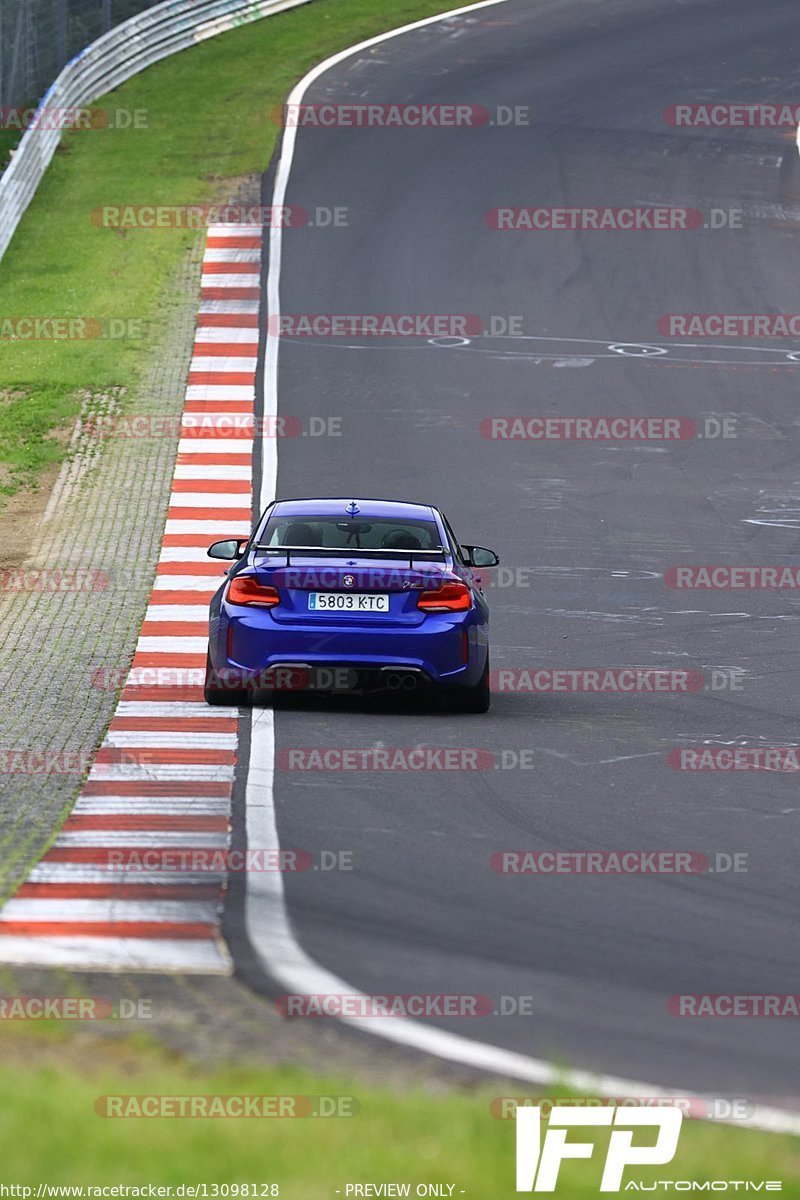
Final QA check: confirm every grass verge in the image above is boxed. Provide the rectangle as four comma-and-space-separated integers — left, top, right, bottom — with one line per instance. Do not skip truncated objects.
0, 386, 80, 497
0, 1023, 798, 1193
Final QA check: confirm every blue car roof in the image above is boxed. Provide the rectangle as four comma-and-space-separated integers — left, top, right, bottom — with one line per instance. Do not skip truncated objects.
270, 498, 439, 521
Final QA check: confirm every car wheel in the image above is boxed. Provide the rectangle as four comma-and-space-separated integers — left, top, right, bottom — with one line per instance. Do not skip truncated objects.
445, 656, 491, 714
204, 652, 251, 707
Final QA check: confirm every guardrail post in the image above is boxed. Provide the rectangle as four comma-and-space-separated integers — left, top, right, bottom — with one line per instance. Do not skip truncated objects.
57, 0, 68, 70
8, 0, 32, 110
0, 5, 5, 107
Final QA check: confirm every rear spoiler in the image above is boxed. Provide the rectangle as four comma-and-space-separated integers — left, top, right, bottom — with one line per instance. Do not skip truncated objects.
253, 545, 447, 567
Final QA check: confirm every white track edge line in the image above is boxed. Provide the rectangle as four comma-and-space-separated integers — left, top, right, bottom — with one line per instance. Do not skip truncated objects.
245, 0, 800, 1138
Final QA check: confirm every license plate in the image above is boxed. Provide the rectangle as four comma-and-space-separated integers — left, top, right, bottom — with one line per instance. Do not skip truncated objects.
308, 592, 389, 612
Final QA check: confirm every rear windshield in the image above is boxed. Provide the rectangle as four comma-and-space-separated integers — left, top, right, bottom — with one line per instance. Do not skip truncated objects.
259, 515, 442, 553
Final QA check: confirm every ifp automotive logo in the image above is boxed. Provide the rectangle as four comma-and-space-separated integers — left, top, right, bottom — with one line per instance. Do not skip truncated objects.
515, 1105, 682, 1192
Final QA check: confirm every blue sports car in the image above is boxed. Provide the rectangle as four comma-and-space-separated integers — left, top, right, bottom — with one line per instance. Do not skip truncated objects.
204, 497, 499, 712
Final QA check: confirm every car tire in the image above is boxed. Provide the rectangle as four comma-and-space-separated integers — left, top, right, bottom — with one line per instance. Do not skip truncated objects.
445, 656, 491, 714
204, 652, 251, 707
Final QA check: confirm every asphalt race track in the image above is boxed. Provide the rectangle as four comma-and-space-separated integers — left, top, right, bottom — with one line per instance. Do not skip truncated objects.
239, 0, 800, 1101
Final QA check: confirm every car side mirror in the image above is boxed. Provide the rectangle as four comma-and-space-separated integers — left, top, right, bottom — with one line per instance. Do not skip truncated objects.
207, 538, 247, 561
464, 545, 499, 568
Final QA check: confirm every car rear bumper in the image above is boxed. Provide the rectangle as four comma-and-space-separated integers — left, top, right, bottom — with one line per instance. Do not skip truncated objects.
212, 611, 487, 688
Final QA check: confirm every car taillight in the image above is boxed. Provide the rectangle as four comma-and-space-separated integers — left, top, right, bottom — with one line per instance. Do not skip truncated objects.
417, 581, 471, 613
227, 577, 280, 608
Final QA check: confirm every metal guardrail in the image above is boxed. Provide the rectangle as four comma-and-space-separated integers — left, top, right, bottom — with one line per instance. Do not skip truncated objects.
0, 2, 163, 112
0, 0, 313, 263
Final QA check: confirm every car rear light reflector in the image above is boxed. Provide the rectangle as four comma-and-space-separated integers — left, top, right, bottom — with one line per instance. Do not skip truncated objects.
417, 581, 471, 612
227, 577, 280, 608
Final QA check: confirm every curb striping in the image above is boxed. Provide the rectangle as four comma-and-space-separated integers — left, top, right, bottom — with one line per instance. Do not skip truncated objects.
0, 225, 260, 972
